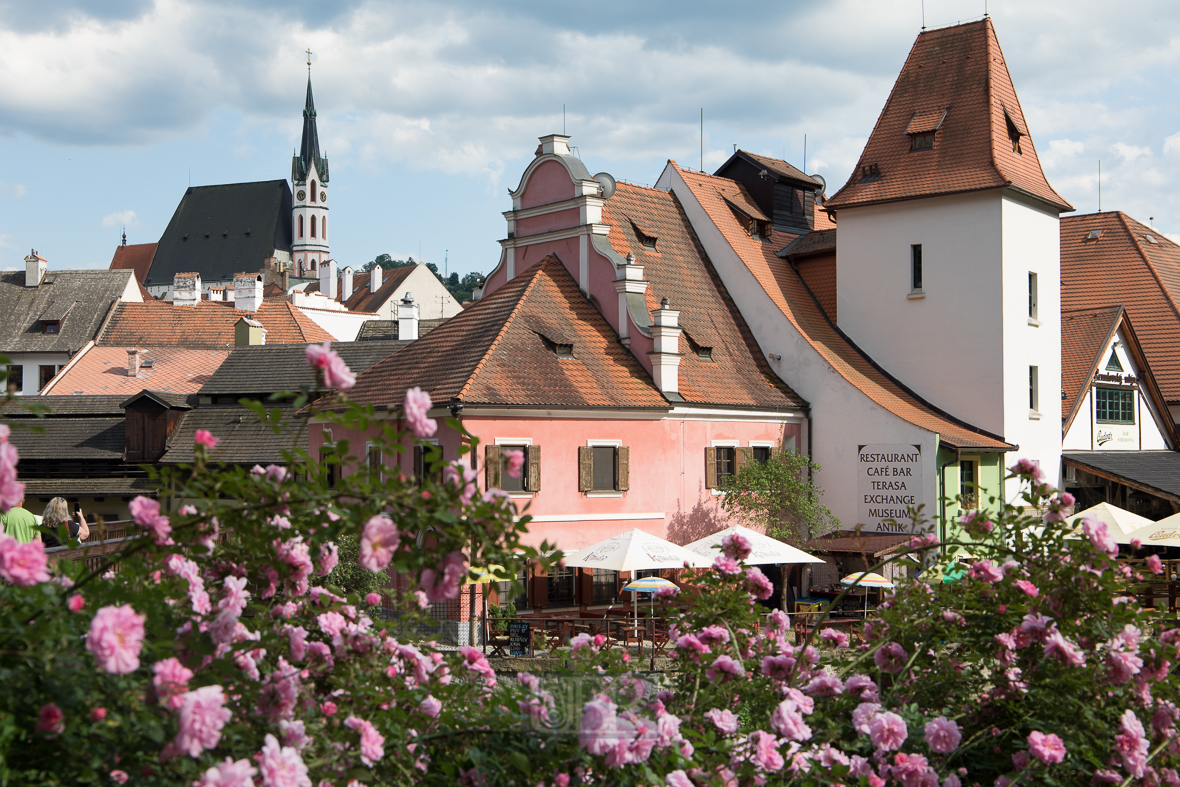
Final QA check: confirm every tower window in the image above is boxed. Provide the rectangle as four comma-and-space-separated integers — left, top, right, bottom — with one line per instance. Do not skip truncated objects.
1028, 272, 1038, 320
322, 217, 326, 241
911, 244, 923, 291
311, 215, 317, 238
311, 181, 317, 203
1029, 366, 1040, 413
298, 215, 304, 239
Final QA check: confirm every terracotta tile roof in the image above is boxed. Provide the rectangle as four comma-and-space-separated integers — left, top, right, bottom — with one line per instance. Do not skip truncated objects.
303, 265, 417, 312
1061, 212, 1180, 404
825, 19, 1070, 212
108, 243, 157, 284
1060, 306, 1122, 423
813, 205, 837, 231
601, 181, 806, 410
794, 255, 837, 324
97, 299, 335, 349
40, 345, 229, 396
342, 258, 672, 411
674, 163, 1013, 451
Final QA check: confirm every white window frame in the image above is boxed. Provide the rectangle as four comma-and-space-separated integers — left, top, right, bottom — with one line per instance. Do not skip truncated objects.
494, 437, 533, 498
711, 439, 740, 495
958, 455, 982, 510
1029, 365, 1041, 420
748, 440, 775, 467
1028, 271, 1040, 326
907, 243, 925, 299
586, 439, 624, 498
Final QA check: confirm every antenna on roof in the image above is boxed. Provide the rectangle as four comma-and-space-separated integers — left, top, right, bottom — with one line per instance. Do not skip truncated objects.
804, 134, 807, 173
921, 0, 926, 30
700, 108, 704, 172
1098, 160, 1102, 212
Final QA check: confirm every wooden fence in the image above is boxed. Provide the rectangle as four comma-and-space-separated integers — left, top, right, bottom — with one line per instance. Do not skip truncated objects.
44, 519, 135, 574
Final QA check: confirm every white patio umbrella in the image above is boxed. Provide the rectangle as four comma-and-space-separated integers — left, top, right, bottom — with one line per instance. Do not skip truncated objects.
1123, 515, 1180, 549
562, 528, 713, 571
683, 525, 825, 566
1064, 502, 1154, 544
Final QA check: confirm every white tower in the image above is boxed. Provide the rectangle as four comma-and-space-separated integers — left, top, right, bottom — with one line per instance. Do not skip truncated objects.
292, 54, 329, 277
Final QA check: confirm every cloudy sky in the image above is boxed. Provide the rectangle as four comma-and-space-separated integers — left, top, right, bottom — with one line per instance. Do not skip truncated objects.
1, 0, 1178, 276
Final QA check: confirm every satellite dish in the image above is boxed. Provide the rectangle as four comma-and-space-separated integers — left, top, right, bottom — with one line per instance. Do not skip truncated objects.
810, 173, 827, 192
593, 172, 617, 200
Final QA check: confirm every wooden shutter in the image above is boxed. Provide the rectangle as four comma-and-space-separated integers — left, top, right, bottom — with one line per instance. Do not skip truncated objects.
736, 447, 752, 473
705, 447, 717, 488
616, 446, 630, 491
485, 445, 502, 490
578, 447, 594, 492
527, 445, 541, 491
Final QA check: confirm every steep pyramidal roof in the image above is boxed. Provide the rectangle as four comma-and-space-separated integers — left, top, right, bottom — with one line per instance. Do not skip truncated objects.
292, 77, 328, 185
826, 19, 1070, 212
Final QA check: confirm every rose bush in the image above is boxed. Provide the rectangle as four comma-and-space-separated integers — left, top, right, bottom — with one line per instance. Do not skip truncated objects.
1, 348, 1179, 785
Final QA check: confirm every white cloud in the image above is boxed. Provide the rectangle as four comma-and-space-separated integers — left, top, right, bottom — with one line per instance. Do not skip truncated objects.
101, 209, 138, 228
1164, 131, 1180, 155
1112, 142, 1152, 163
0, 181, 25, 198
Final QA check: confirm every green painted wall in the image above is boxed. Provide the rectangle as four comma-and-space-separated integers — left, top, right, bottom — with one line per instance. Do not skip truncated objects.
940, 449, 1006, 546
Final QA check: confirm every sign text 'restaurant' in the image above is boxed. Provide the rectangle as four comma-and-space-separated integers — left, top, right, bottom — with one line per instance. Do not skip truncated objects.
857, 444, 923, 533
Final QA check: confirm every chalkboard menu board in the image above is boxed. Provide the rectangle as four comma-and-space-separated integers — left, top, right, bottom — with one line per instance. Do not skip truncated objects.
508, 620, 531, 656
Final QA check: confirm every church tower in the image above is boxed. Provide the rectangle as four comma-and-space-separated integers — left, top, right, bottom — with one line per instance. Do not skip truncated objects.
292, 60, 329, 277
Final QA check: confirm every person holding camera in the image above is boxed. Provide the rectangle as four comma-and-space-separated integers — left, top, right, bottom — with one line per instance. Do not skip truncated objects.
39, 497, 89, 548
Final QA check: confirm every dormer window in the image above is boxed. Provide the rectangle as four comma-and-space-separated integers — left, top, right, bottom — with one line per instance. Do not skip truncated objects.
1002, 106, 1025, 156
42, 321, 59, 334
910, 133, 935, 151
555, 343, 575, 360
1105, 349, 1124, 373
631, 222, 659, 251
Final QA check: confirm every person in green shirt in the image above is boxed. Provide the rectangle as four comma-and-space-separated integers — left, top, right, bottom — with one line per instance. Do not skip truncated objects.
0, 495, 40, 544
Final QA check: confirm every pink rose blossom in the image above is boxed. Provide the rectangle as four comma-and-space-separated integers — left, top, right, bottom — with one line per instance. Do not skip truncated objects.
365, 592, 382, 606
0, 432, 25, 513
1043, 630, 1086, 667
345, 716, 386, 766
1027, 730, 1066, 764
86, 604, 146, 674
36, 703, 64, 735
712, 554, 741, 575
666, 771, 693, 787
852, 702, 881, 734
1107, 650, 1144, 684
90, 707, 107, 722
771, 699, 812, 742
194, 429, 219, 449
845, 674, 879, 701
420, 551, 466, 603
153, 657, 195, 710
1010, 458, 1044, 483
820, 628, 849, 648
1148, 554, 1164, 575
198, 758, 258, 787
110, 771, 129, 784
874, 641, 908, 673
748, 730, 784, 772
219, 575, 251, 616
68, 594, 85, 612
1115, 709, 1149, 778
503, 449, 525, 479
317, 542, 339, 577
0, 536, 51, 586
359, 515, 399, 572
579, 696, 619, 756
868, 711, 908, 752
403, 387, 437, 438
259, 733, 311, 787
705, 654, 744, 683
175, 685, 232, 757
744, 566, 774, 600
804, 671, 844, 697
305, 341, 355, 391
969, 559, 1003, 584
705, 708, 739, 735
1012, 579, 1039, 597
721, 532, 753, 561
420, 695, 442, 718
1081, 515, 1119, 557
924, 717, 961, 753
129, 495, 172, 545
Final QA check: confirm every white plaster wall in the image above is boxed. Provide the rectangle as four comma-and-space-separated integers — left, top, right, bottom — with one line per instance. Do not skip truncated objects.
6, 352, 71, 395
661, 165, 941, 533
119, 272, 144, 303
1063, 390, 1093, 451
292, 308, 368, 342
391, 266, 464, 320
835, 191, 1005, 434
1000, 193, 1062, 486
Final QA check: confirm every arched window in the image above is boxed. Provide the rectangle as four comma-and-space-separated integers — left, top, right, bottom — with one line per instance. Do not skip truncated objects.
322, 217, 326, 240
297, 215, 304, 238
311, 215, 317, 238
311, 181, 317, 203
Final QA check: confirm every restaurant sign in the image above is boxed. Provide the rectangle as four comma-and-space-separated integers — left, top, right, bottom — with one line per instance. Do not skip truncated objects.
858, 444, 923, 532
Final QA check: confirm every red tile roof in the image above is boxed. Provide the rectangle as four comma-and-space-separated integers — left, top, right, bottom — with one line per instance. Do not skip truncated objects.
341, 258, 671, 410
794, 255, 837, 324
108, 243, 157, 284
1061, 212, 1180, 404
1060, 306, 1122, 423
601, 181, 806, 410
304, 265, 417, 313
42, 345, 230, 395
674, 162, 1012, 451
825, 19, 1070, 213
97, 298, 335, 349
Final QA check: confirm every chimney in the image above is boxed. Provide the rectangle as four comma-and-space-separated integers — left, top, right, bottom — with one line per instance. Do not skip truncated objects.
370, 264, 382, 293
234, 317, 266, 346
24, 249, 47, 288
233, 272, 264, 312
208, 287, 224, 302
319, 259, 338, 300
127, 348, 142, 378
262, 256, 289, 294
538, 134, 572, 156
173, 272, 202, 306
613, 252, 649, 346
648, 297, 683, 398
341, 266, 354, 301
398, 291, 420, 341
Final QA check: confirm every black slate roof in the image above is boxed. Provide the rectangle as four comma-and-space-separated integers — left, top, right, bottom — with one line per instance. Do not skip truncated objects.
146, 180, 293, 286
1, 396, 128, 417
160, 406, 303, 465
199, 341, 409, 397
354, 319, 448, 342
6, 417, 124, 460
0, 270, 134, 354
1063, 452, 1180, 503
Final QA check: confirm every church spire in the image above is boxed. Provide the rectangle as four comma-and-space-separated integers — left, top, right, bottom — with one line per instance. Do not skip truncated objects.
292, 53, 328, 185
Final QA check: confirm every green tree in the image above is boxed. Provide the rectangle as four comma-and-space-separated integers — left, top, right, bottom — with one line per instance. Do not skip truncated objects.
718, 444, 839, 543
314, 533, 384, 599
